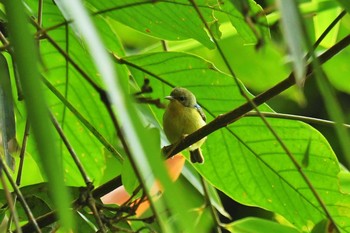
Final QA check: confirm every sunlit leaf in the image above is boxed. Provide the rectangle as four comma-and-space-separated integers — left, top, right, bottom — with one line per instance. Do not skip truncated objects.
121, 51, 350, 232
313, 3, 341, 48
84, 0, 216, 49
225, 217, 300, 233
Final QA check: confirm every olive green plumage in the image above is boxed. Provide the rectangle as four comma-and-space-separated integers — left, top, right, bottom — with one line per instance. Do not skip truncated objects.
163, 87, 207, 163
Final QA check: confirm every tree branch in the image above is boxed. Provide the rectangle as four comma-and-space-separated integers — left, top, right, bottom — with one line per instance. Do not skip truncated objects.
163, 34, 350, 157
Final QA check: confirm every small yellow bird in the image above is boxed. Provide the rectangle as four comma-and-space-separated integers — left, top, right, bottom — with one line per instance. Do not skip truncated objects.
163, 87, 207, 163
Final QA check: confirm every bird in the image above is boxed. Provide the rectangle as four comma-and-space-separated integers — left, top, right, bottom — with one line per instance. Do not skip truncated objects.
163, 87, 207, 163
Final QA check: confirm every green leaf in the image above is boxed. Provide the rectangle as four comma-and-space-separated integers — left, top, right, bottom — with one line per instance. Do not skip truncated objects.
22, 0, 121, 186
335, 0, 350, 13
313, 2, 341, 48
182, 163, 231, 219
120, 51, 350, 232
122, 157, 139, 195
84, 0, 216, 49
225, 217, 300, 233
339, 171, 350, 194
56, 1, 205, 232
323, 45, 350, 94
223, 0, 270, 44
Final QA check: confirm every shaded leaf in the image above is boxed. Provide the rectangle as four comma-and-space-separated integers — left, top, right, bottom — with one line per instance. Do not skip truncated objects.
225, 217, 300, 233
223, 0, 270, 44
335, 0, 350, 13
0, 53, 16, 169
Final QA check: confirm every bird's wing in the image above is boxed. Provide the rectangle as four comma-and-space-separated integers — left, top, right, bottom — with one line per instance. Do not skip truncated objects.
194, 104, 206, 122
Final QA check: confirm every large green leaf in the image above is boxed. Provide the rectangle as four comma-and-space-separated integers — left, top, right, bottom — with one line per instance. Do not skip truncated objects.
120, 51, 350, 232
22, 0, 123, 186
83, 0, 270, 48
84, 0, 217, 49
225, 217, 300, 233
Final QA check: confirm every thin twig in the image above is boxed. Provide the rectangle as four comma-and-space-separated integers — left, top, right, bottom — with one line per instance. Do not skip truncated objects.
0, 32, 24, 100
49, 112, 91, 184
0, 159, 41, 232
30, 19, 102, 93
50, 112, 106, 232
41, 77, 123, 162
0, 31, 9, 47
306, 10, 346, 61
303, 9, 350, 171
188, 1, 304, 181
16, 118, 30, 186
37, 0, 43, 27
246, 112, 350, 129
0, 174, 22, 233
102, 99, 162, 224
161, 40, 168, 51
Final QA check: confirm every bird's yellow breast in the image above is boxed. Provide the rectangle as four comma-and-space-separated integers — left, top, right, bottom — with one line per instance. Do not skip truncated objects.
163, 100, 206, 149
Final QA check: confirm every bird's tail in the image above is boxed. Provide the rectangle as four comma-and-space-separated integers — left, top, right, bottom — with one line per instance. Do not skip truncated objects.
190, 148, 204, 164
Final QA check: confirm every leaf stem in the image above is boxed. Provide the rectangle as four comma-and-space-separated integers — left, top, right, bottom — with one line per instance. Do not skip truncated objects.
246, 112, 350, 129
15, 118, 30, 186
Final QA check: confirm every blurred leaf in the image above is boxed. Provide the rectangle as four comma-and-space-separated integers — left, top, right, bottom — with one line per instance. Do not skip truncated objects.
311, 219, 338, 233
225, 217, 300, 233
122, 157, 139, 195
76, 211, 98, 233
223, 0, 270, 44
3, 0, 73, 229
0, 53, 16, 169
323, 45, 350, 94
313, 1, 341, 48
335, 0, 350, 13
278, 0, 306, 87
0, 54, 15, 141
16, 196, 51, 222
182, 163, 231, 219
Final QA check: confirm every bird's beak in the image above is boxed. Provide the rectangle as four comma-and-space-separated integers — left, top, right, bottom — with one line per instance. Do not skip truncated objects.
165, 96, 174, 100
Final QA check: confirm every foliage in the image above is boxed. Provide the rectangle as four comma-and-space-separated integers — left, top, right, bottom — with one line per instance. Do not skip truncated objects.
0, 0, 350, 232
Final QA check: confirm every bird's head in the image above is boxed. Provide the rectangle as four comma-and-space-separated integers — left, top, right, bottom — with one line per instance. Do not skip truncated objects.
165, 87, 197, 107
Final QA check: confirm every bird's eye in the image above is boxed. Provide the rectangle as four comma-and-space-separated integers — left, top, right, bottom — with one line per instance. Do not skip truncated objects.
179, 96, 186, 101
